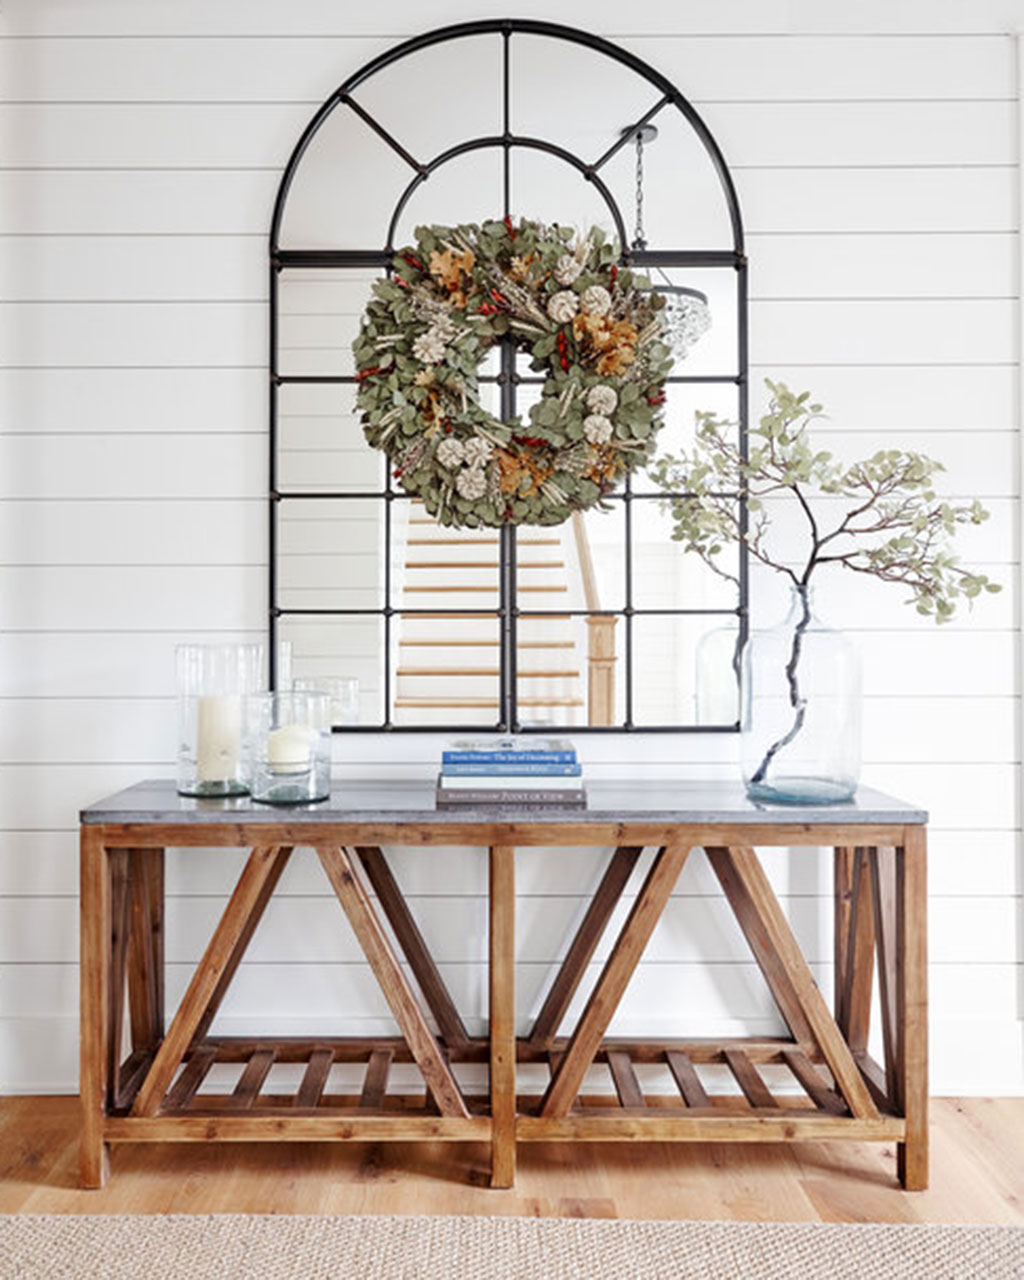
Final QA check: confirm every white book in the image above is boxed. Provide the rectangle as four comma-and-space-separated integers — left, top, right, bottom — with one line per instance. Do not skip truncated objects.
437, 772, 584, 790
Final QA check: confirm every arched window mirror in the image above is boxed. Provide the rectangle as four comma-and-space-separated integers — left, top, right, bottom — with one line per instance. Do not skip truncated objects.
269, 19, 747, 733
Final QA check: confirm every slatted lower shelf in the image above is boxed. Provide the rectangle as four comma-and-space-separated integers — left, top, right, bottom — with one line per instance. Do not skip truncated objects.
106, 1036, 900, 1146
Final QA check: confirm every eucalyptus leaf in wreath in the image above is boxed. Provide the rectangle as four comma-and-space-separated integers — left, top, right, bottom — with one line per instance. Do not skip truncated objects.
352, 217, 677, 527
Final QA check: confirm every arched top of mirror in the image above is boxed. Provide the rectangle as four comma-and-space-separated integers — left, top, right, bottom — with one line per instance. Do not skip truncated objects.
271, 19, 744, 257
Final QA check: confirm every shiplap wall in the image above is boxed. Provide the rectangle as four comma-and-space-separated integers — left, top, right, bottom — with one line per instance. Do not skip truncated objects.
0, 0, 1021, 1095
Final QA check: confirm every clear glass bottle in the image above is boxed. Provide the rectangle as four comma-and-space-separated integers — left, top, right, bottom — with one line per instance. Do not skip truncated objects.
741, 584, 861, 804
177, 644, 265, 796
249, 691, 332, 804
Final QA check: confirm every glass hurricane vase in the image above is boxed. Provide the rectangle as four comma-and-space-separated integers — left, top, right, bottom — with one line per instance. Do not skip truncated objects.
741, 585, 861, 805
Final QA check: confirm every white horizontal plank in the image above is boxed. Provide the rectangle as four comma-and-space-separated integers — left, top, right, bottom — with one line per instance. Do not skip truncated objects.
0, 300, 264, 368
635, 34, 1014, 101
4, 1, 1021, 38
2, 954, 1018, 1030
0, 102, 312, 168
748, 233, 1016, 301
861, 763, 1018, 830
746, 365, 1016, 432
0, 436, 263, 500
740, 167, 1016, 234
0, 99, 1012, 169
750, 559, 1015, 632
0, 368, 266, 433
2, 829, 1018, 900
711, 100, 1015, 167
0, 36, 384, 103
0, 171, 275, 234
0, 566, 265, 631
0, 169, 1011, 252
748, 299, 1015, 366
861, 697, 1016, 765
0, 698, 174, 765
856, 629, 1018, 697
0, 34, 1011, 103
0, 235, 266, 302
0, 501, 264, 564
0, 631, 262, 699
2, 890, 1018, 975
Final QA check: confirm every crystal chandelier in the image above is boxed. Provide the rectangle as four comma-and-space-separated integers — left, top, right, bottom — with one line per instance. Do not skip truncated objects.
626, 124, 711, 360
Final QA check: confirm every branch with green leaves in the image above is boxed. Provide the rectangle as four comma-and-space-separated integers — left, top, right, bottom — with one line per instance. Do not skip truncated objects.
647, 380, 1000, 623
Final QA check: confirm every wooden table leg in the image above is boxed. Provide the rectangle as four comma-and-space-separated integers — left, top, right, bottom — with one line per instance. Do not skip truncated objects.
897, 826, 929, 1190
489, 845, 516, 1189
80, 825, 111, 1187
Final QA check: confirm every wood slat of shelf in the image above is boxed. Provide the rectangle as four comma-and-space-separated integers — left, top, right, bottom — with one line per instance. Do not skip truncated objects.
163, 1047, 217, 1113
230, 1049, 275, 1109
783, 1049, 848, 1116
360, 1049, 394, 1110
723, 1048, 778, 1109
294, 1049, 334, 1109
607, 1051, 646, 1109
666, 1051, 711, 1108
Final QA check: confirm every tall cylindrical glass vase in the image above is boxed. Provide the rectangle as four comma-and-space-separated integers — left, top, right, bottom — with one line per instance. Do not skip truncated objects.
176, 643, 264, 796
741, 586, 861, 804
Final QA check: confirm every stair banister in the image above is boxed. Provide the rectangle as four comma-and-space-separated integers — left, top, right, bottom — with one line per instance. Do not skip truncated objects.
571, 512, 617, 727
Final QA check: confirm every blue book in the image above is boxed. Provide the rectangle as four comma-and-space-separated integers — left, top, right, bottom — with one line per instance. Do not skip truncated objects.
442, 736, 577, 765
442, 762, 583, 777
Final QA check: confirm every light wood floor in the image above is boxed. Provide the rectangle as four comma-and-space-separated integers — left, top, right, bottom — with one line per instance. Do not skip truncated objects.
1, 1096, 1020, 1223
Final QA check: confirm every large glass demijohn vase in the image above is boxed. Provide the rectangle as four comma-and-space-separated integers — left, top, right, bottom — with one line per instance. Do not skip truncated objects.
741, 585, 861, 804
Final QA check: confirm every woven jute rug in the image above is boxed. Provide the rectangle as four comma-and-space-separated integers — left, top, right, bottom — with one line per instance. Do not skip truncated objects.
1, 1214, 1022, 1280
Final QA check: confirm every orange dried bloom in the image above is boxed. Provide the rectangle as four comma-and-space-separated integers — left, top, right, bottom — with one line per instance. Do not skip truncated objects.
429, 247, 476, 298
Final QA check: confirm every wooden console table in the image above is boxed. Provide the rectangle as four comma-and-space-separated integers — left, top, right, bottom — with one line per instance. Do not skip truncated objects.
79, 779, 928, 1191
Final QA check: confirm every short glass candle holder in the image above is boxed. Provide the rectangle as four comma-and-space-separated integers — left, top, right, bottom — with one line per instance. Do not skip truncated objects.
293, 676, 360, 727
249, 691, 331, 805
177, 643, 264, 797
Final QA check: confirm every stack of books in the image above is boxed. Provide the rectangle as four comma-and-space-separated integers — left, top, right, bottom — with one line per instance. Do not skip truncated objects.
436, 737, 585, 807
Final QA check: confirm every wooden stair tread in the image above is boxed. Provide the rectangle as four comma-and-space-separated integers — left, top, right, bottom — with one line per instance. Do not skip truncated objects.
400, 639, 575, 648
395, 696, 586, 708
403, 585, 567, 593
405, 561, 564, 569
399, 612, 571, 620
407, 537, 560, 545
398, 668, 581, 678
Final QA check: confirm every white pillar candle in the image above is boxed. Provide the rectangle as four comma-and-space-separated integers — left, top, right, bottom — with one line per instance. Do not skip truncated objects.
266, 722, 315, 774
196, 695, 242, 782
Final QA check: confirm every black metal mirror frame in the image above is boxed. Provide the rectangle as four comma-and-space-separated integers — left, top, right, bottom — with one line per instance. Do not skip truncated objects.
268, 17, 748, 732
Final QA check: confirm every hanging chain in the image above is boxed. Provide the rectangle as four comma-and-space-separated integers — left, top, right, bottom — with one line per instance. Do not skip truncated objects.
633, 130, 647, 251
